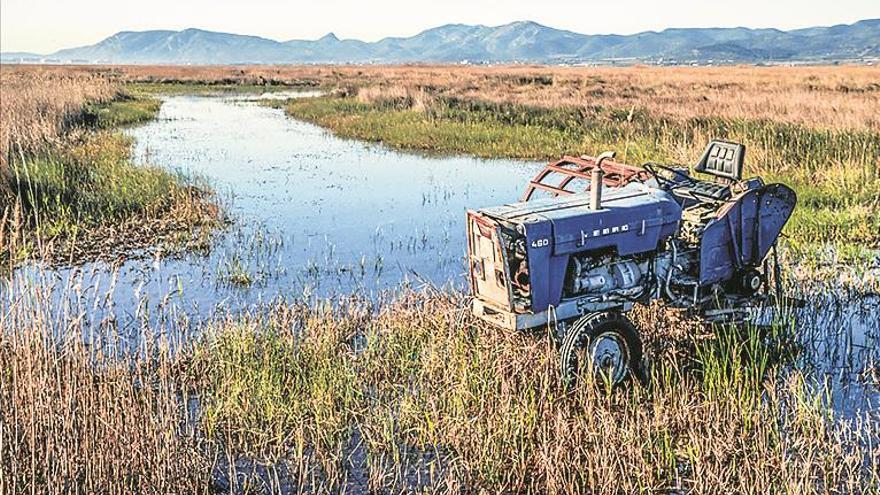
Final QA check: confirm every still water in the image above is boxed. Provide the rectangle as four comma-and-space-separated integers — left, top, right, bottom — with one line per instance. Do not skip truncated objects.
11, 95, 543, 319
131, 95, 543, 299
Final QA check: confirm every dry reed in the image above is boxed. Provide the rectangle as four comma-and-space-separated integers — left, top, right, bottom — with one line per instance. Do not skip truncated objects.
26, 64, 876, 131
0, 281, 211, 493
0, 66, 116, 175
1, 285, 876, 493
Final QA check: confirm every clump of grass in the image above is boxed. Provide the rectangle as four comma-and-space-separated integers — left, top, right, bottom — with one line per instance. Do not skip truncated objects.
221, 258, 254, 287
82, 92, 163, 128
212, 228, 288, 289
3, 128, 219, 267
190, 304, 362, 489
0, 67, 116, 165
218, 255, 256, 287
1, 70, 221, 269
12, 132, 172, 227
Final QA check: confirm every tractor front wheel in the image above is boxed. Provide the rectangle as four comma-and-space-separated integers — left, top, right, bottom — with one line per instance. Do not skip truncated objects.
559, 311, 643, 389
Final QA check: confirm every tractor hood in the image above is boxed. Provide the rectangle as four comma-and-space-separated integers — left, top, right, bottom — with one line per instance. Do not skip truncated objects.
474, 182, 682, 314
480, 182, 682, 257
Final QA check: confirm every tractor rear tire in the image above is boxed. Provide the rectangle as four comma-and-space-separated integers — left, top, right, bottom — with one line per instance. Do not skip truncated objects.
559, 311, 643, 389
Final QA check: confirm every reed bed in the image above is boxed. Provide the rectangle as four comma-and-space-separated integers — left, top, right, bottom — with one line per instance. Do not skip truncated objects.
1, 274, 877, 494
0, 67, 116, 165
27, 64, 878, 131
0, 283, 212, 493
0, 67, 220, 269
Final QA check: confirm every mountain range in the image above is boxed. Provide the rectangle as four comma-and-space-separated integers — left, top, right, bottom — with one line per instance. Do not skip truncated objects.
3, 19, 879, 65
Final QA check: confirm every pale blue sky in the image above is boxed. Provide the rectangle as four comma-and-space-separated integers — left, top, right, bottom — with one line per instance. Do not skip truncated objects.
1, 0, 878, 54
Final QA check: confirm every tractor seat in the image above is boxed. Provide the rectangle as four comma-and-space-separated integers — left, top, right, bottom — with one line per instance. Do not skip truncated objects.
672, 140, 745, 203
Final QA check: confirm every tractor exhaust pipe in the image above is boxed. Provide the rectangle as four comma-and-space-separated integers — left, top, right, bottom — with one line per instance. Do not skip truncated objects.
590, 151, 615, 210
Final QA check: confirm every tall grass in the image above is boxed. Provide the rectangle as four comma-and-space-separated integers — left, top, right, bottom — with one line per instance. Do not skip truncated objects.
2, 287, 876, 493
0, 68, 116, 165
0, 68, 220, 269
1, 69, 112, 204
0, 282, 211, 493
353, 294, 877, 493
191, 304, 363, 491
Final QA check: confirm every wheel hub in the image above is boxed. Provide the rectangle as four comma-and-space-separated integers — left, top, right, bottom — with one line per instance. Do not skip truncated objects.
748, 274, 762, 291
589, 332, 628, 384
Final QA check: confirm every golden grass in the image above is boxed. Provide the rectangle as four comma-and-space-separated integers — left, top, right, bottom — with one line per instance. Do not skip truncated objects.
0, 283, 211, 493
0, 66, 117, 179
345, 65, 880, 132
30, 63, 879, 131
2, 288, 876, 493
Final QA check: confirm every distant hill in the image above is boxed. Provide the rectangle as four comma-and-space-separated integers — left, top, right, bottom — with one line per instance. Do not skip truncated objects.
5, 19, 879, 65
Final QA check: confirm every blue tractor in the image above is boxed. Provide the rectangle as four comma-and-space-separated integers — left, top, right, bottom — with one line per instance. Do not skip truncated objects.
467, 140, 797, 386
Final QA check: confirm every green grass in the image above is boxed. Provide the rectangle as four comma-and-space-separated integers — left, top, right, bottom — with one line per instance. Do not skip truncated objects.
82, 93, 162, 128
3, 93, 218, 266
281, 96, 880, 260
218, 256, 255, 287
9, 133, 184, 238
191, 308, 360, 485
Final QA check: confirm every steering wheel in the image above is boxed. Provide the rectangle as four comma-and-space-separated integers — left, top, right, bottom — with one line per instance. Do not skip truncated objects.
642, 162, 696, 190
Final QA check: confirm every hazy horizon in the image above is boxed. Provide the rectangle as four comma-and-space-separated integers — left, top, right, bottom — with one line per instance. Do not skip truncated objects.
2, 0, 878, 54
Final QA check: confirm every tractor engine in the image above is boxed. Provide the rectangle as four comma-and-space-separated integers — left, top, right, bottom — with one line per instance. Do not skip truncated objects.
566, 254, 650, 297
564, 251, 683, 300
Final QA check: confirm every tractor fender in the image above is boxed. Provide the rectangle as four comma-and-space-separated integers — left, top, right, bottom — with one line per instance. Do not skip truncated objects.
698, 184, 797, 285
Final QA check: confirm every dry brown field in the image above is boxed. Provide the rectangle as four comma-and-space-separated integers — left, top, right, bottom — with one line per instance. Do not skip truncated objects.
12, 63, 875, 130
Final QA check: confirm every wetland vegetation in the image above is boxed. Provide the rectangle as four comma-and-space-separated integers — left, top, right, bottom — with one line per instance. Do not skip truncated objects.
0, 68, 219, 269
0, 64, 878, 494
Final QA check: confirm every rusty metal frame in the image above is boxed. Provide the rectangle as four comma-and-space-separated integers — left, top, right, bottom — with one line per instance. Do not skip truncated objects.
521, 155, 651, 202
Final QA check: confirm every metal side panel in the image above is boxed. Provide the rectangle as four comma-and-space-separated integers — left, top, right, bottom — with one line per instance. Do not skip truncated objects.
699, 184, 797, 285
523, 219, 554, 312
